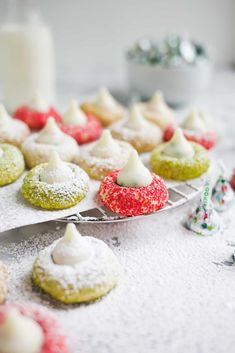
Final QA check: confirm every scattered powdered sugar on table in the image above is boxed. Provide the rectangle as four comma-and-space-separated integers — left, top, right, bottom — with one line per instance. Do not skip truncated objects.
1, 201, 235, 353
1, 230, 61, 304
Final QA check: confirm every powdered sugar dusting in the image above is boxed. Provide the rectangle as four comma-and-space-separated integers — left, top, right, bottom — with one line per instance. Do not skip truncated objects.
0, 118, 30, 146
1, 201, 235, 353
0, 144, 25, 184
110, 118, 162, 144
22, 163, 89, 208
0, 174, 99, 233
77, 139, 132, 172
21, 131, 79, 168
34, 236, 120, 292
1, 66, 235, 353
0, 162, 204, 233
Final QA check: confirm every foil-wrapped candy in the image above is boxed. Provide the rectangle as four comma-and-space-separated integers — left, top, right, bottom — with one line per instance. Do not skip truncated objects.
126, 34, 208, 67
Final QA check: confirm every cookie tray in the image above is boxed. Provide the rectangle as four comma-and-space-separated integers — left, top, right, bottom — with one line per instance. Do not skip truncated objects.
58, 177, 203, 224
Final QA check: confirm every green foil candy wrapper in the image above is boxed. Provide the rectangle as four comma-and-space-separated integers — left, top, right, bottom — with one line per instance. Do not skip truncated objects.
186, 179, 223, 236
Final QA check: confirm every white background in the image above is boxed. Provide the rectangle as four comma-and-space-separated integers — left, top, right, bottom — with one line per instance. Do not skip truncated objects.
38, 0, 235, 84
1, 0, 235, 86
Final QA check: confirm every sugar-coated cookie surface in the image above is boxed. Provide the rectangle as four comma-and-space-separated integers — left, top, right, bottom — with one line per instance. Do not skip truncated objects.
110, 106, 162, 153
151, 129, 210, 180
0, 143, 25, 186
99, 171, 168, 216
164, 108, 218, 150
21, 117, 79, 168
76, 130, 133, 180
80, 87, 125, 126
136, 91, 176, 130
32, 224, 121, 303
151, 142, 210, 180
164, 125, 217, 150
22, 152, 89, 210
14, 93, 61, 130
59, 100, 102, 144
0, 104, 30, 147
0, 303, 70, 353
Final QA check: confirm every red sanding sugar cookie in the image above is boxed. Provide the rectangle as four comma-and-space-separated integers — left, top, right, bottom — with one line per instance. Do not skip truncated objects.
59, 113, 102, 144
164, 125, 217, 150
99, 171, 168, 216
14, 106, 61, 130
0, 303, 70, 353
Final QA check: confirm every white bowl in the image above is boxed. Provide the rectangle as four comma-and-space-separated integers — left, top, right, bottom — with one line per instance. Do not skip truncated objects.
126, 60, 213, 106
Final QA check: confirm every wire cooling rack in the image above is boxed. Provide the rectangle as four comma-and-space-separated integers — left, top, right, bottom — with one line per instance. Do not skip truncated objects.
58, 178, 203, 224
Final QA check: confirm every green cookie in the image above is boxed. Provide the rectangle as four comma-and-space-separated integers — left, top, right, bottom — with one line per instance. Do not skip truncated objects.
32, 237, 120, 304
22, 163, 89, 209
0, 143, 25, 186
150, 142, 210, 180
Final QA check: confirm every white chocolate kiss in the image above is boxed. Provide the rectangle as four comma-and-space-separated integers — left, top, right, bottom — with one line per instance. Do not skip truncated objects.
148, 91, 170, 113
91, 129, 120, 158
40, 151, 74, 184
52, 223, 92, 266
94, 87, 119, 111
0, 308, 44, 353
62, 100, 87, 126
28, 93, 49, 112
163, 128, 194, 159
117, 149, 152, 187
36, 117, 64, 145
125, 106, 150, 130
149, 91, 163, 108
0, 104, 12, 125
0, 147, 3, 158
181, 108, 207, 133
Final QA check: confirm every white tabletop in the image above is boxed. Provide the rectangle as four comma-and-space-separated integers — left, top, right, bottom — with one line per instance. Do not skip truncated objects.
57, 67, 235, 353
1, 68, 235, 353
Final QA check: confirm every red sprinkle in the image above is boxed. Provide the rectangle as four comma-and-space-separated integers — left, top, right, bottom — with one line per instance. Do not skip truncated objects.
99, 171, 169, 216
14, 106, 61, 130
163, 125, 217, 150
0, 303, 70, 353
59, 113, 102, 144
